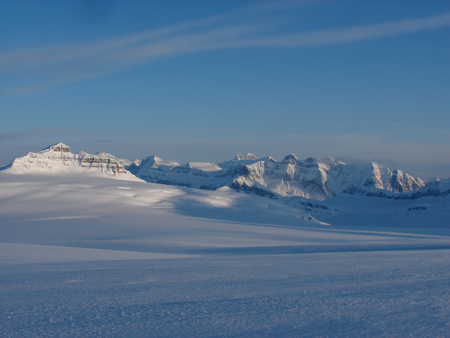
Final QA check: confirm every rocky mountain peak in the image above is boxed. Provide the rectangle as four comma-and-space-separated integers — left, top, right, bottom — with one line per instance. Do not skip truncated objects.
46, 142, 71, 153
282, 154, 298, 164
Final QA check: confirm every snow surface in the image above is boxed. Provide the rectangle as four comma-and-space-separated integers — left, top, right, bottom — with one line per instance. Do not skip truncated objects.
1, 165, 450, 337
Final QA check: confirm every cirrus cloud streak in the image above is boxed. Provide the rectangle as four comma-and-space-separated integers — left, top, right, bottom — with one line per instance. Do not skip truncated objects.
1, 9, 450, 95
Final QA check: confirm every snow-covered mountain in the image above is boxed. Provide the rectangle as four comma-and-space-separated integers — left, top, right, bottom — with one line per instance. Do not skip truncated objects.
0, 142, 448, 229
128, 155, 179, 181
6, 142, 130, 176
403, 177, 450, 199
131, 152, 425, 200
217, 153, 261, 168
1, 142, 430, 202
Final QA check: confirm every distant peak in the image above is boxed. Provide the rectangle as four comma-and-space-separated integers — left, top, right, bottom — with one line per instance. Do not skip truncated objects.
319, 157, 335, 165
233, 153, 259, 161
44, 142, 71, 153
143, 155, 159, 161
283, 154, 298, 163
304, 157, 317, 163
8, 142, 129, 175
245, 153, 259, 160
141, 155, 179, 169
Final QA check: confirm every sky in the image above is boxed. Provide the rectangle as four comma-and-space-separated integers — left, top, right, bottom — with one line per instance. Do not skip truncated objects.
1, 0, 449, 179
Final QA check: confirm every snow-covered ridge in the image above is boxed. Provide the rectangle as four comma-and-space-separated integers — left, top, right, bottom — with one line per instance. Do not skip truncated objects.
7, 142, 129, 176
343, 177, 450, 200
413, 178, 450, 198
132, 152, 425, 200
218, 153, 261, 168
3, 143, 427, 200
176, 162, 222, 172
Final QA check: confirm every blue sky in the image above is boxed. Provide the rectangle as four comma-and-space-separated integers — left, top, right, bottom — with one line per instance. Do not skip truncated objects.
1, 0, 449, 178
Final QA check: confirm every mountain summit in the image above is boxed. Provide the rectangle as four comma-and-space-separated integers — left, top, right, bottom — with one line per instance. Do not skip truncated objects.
47, 142, 71, 152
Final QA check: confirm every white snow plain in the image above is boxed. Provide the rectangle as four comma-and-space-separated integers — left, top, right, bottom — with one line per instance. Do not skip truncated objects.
1, 169, 450, 337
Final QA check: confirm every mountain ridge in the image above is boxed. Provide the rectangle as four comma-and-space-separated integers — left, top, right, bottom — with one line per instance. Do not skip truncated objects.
2, 142, 430, 201
130, 151, 425, 200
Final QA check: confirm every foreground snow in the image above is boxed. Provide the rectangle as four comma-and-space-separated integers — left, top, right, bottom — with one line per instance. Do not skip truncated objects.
1, 170, 450, 337
3, 251, 450, 337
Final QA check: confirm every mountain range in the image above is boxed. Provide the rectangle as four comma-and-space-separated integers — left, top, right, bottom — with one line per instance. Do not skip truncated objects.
1, 142, 449, 228
6, 142, 428, 200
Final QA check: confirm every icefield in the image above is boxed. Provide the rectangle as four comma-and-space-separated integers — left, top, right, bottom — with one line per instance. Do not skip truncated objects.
1, 169, 450, 337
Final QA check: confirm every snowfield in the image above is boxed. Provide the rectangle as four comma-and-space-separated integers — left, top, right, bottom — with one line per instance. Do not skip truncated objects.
1, 152, 450, 336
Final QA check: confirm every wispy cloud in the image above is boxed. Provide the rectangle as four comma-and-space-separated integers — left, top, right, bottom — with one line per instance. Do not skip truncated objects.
2, 6, 450, 95
237, 12, 450, 47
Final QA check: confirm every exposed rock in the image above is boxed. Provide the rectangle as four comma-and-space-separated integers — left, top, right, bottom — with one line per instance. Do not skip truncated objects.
49, 142, 71, 152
